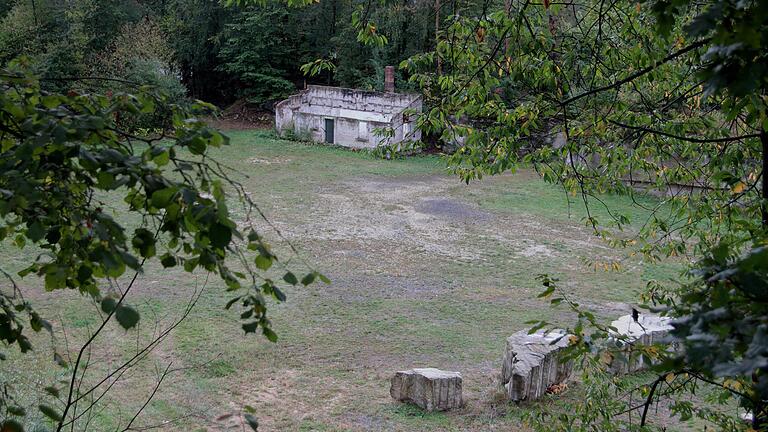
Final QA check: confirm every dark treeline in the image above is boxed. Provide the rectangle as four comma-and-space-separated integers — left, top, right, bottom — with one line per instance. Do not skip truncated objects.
0, 0, 487, 106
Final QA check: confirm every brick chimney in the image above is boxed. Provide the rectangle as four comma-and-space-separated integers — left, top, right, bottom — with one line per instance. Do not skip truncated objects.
384, 66, 395, 93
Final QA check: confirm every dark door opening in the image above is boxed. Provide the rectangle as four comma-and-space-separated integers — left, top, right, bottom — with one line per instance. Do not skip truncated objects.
324, 118, 334, 144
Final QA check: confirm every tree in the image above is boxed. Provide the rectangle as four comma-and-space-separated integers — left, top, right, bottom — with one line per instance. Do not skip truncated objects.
400, 0, 768, 429
0, 58, 323, 431
161, 0, 236, 104
217, 5, 301, 103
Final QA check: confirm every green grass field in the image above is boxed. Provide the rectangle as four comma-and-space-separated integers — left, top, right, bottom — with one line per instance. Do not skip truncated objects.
2, 130, 699, 431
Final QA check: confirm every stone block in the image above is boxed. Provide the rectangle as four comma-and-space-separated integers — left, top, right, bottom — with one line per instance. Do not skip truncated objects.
390, 368, 463, 411
501, 330, 572, 402
607, 313, 673, 374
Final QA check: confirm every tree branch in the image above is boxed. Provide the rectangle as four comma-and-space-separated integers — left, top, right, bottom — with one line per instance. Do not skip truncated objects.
610, 120, 760, 143
561, 38, 710, 106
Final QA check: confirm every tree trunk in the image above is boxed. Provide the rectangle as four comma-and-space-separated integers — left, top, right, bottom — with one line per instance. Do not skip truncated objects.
504, 0, 511, 54
435, 0, 441, 75
756, 127, 768, 432
762, 128, 768, 227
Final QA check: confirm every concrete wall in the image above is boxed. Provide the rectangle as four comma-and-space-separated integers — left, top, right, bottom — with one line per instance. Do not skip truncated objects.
390, 96, 422, 144
275, 85, 421, 149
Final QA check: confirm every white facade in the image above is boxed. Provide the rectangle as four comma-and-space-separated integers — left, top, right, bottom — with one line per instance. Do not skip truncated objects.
275, 86, 422, 149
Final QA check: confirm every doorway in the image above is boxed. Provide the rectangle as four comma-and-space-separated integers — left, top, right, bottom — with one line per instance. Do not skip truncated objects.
324, 118, 334, 144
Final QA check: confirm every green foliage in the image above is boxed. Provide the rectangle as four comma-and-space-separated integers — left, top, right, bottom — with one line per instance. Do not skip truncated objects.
161, 0, 235, 103
647, 0, 767, 97
299, 58, 337, 78
0, 0, 466, 104
1, 58, 271, 342
401, 0, 767, 267
0, 2, 187, 130
351, 7, 388, 47
399, 0, 768, 428
0, 0, 47, 64
244, 405, 259, 431
665, 245, 768, 421
217, 5, 300, 103
0, 0, 143, 84
0, 59, 326, 429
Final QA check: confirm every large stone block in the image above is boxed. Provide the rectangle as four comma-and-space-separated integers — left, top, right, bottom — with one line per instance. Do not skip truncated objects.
501, 330, 572, 402
607, 313, 674, 374
390, 368, 463, 411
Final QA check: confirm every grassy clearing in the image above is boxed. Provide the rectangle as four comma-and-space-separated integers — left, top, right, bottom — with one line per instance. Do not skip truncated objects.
1, 129, 693, 431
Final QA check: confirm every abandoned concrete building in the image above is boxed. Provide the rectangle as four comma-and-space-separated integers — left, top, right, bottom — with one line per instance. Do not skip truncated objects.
274, 67, 421, 149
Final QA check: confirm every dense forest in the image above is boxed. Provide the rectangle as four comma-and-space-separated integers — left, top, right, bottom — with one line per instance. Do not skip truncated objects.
0, 0, 476, 106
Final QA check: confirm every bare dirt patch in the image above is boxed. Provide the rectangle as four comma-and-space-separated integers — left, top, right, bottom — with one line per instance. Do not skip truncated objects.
415, 198, 492, 222
248, 156, 292, 165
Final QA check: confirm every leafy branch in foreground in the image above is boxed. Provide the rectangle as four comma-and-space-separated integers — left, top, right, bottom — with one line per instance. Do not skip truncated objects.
0, 58, 325, 430
527, 275, 750, 432
399, 0, 767, 429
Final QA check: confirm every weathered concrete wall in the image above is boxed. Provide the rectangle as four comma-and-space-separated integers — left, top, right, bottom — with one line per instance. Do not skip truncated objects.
274, 96, 296, 134
389, 97, 423, 145
275, 85, 421, 149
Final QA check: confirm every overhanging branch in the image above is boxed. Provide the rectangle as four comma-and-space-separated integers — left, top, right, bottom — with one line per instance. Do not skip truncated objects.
561, 38, 711, 106
611, 120, 760, 143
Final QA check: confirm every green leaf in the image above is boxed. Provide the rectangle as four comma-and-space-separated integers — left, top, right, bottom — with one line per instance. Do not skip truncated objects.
1, 419, 24, 432
101, 297, 117, 314
537, 285, 555, 298
53, 352, 68, 368
153, 149, 170, 166
209, 223, 232, 249
38, 404, 62, 422
255, 254, 272, 271
30, 314, 51, 333
188, 137, 207, 155
7, 405, 26, 416
527, 321, 548, 334
44, 266, 66, 291
225, 296, 242, 309
300, 272, 316, 286
132, 228, 156, 258
242, 321, 259, 333
282, 272, 298, 285
42, 95, 60, 108
244, 413, 259, 431
97, 171, 115, 189
272, 286, 286, 302
44, 386, 59, 398
115, 305, 140, 330
183, 257, 199, 272
97, 249, 126, 278
160, 254, 177, 268
26, 221, 44, 242
150, 187, 178, 208
263, 327, 278, 342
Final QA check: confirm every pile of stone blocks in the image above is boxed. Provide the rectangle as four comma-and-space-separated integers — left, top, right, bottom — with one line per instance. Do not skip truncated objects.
390, 368, 463, 411
500, 329, 573, 402
388, 313, 677, 412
